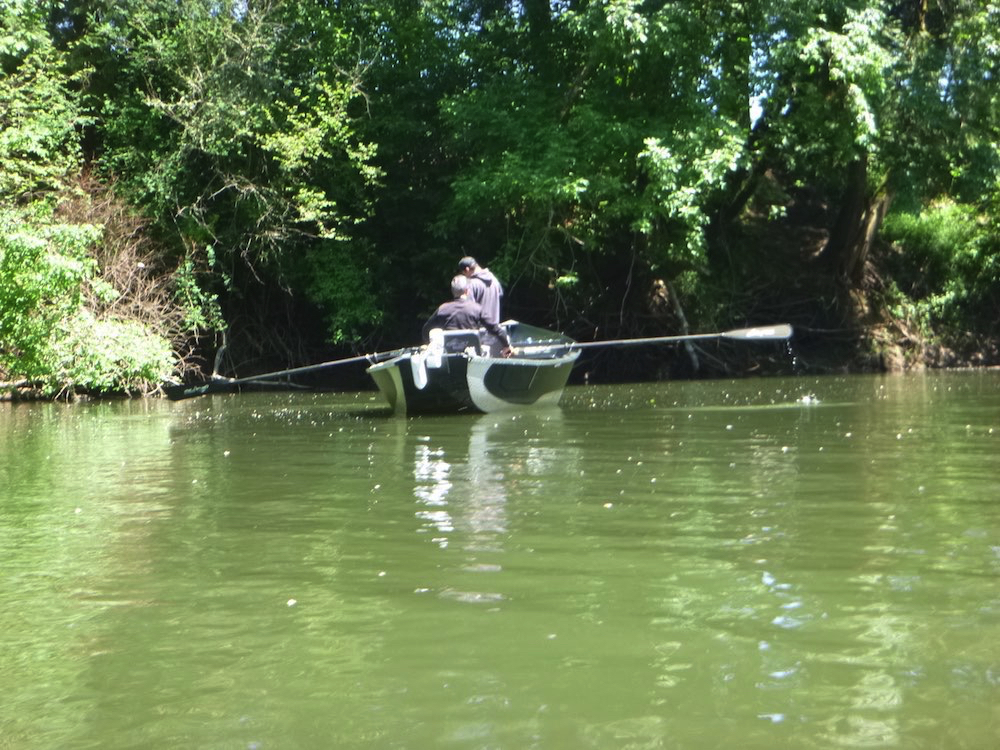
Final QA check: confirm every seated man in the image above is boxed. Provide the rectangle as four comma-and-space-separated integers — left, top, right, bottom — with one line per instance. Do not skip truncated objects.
422, 275, 511, 355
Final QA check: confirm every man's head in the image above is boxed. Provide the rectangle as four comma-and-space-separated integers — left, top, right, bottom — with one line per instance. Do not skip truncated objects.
450, 274, 470, 298
458, 256, 478, 276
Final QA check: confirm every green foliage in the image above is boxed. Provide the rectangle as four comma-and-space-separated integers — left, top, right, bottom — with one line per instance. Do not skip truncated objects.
88, 0, 384, 340
0, 5, 177, 394
0, 6, 83, 201
881, 200, 999, 333
386, 0, 1000, 341
768, 4, 896, 171
434, 13, 641, 230
884, 1, 1000, 203
49, 311, 175, 392
0, 210, 96, 380
292, 241, 384, 343
0, 207, 175, 393
433, 1, 766, 326
174, 250, 225, 333
637, 121, 747, 263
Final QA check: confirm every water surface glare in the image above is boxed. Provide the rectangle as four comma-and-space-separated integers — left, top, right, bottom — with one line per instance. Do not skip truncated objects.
2, 372, 998, 748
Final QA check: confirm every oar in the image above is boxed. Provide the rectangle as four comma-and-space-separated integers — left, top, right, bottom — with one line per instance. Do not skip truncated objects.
518, 324, 793, 354
163, 347, 411, 401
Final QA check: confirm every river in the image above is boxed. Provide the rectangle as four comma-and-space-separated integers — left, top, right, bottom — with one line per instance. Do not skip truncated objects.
1, 372, 998, 749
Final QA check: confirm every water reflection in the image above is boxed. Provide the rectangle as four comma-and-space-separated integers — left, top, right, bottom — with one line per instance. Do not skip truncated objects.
413, 438, 454, 545
410, 411, 573, 605
462, 415, 514, 552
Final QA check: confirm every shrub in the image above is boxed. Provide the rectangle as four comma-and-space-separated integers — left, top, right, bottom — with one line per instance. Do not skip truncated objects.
0, 206, 176, 395
881, 200, 998, 334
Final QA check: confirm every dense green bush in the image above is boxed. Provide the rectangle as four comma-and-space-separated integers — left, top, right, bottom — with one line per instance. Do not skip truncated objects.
50, 311, 175, 393
881, 200, 999, 334
0, 208, 175, 394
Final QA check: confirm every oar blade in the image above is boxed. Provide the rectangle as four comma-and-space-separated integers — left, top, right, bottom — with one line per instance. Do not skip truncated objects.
722, 324, 793, 341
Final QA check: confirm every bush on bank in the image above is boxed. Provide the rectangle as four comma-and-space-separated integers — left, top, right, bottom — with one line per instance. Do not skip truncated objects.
0, 207, 175, 397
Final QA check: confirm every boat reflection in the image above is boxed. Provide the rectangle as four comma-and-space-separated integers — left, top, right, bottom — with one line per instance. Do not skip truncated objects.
410, 410, 573, 602
413, 439, 454, 547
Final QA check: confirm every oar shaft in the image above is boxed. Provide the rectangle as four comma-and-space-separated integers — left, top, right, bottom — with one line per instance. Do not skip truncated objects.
223, 352, 376, 386
516, 324, 792, 354
570, 332, 718, 349
165, 347, 409, 400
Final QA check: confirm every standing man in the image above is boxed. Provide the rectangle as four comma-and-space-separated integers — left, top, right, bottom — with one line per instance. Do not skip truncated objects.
458, 256, 504, 328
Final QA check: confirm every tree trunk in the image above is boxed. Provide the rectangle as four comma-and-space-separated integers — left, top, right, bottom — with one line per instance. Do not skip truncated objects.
666, 280, 700, 375
854, 192, 892, 283
818, 157, 890, 286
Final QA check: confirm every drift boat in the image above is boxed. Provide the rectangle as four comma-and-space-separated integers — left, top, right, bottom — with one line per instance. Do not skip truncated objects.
366, 322, 580, 415
166, 322, 791, 411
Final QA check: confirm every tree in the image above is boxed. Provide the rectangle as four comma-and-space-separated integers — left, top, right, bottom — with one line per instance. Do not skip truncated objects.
86, 0, 384, 345
429, 1, 772, 339
1, 1, 174, 394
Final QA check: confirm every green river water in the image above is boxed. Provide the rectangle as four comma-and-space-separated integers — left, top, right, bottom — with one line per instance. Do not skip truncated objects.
1, 371, 998, 749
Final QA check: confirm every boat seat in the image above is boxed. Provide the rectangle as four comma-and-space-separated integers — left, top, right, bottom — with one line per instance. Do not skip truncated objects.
440, 328, 483, 354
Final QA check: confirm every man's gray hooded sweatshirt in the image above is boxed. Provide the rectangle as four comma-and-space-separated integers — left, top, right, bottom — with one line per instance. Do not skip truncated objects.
469, 268, 504, 326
